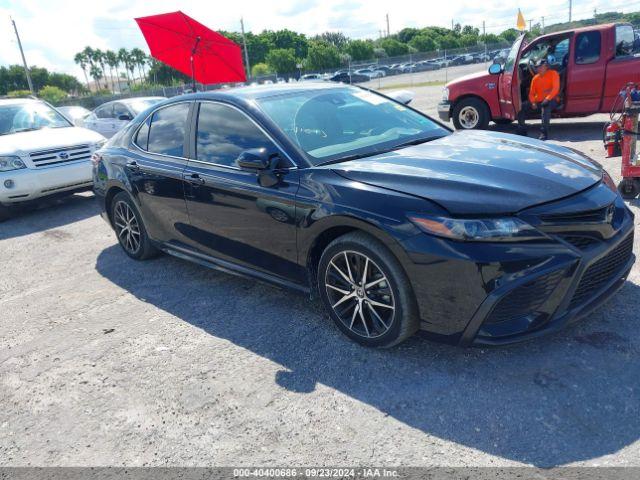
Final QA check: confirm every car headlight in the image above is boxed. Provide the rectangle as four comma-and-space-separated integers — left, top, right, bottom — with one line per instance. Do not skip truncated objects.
441, 87, 449, 102
408, 215, 545, 242
0, 156, 27, 172
602, 169, 617, 192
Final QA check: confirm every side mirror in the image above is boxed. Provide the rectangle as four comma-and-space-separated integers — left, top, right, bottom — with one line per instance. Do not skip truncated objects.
488, 63, 503, 75
387, 90, 414, 105
118, 114, 133, 121
237, 148, 272, 170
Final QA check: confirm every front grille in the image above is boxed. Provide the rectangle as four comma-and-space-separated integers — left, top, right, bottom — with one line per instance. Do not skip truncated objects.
29, 144, 92, 167
541, 204, 613, 224
486, 268, 566, 324
569, 233, 634, 310
559, 235, 600, 250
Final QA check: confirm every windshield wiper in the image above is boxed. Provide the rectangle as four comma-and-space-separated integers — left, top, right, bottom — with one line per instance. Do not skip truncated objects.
317, 151, 382, 166
392, 135, 446, 150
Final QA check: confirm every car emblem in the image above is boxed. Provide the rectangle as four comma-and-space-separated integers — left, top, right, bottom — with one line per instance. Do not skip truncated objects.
58, 152, 69, 160
606, 204, 615, 224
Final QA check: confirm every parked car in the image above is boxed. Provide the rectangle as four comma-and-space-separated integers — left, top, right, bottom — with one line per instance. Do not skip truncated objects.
300, 74, 323, 82
415, 61, 439, 71
355, 68, 384, 79
439, 23, 640, 130
56, 105, 91, 126
328, 71, 370, 83
83, 97, 165, 138
94, 83, 635, 347
0, 98, 105, 220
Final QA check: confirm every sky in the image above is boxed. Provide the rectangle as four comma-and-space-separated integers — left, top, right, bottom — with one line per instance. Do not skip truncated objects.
0, 0, 637, 81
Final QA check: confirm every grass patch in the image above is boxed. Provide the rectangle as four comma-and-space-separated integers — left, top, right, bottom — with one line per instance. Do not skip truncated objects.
378, 80, 446, 90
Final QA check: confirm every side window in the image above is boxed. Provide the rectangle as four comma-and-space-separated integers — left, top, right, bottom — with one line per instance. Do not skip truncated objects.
135, 120, 150, 150
95, 104, 113, 119
113, 103, 131, 120
195, 103, 275, 167
147, 103, 190, 157
575, 31, 601, 65
616, 25, 635, 57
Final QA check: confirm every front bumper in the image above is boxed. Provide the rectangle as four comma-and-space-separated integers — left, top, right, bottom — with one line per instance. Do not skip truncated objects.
0, 160, 93, 205
399, 197, 635, 346
437, 101, 451, 122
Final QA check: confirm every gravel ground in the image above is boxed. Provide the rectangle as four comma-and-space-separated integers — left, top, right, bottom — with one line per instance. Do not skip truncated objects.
1, 83, 639, 468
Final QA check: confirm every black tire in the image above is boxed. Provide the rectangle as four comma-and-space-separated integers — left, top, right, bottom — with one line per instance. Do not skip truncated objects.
110, 191, 158, 260
618, 178, 640, 200
317, 231, 419, 348
493, 118, 513, 126
0, 205, 10, 222
452, 97, 490, 130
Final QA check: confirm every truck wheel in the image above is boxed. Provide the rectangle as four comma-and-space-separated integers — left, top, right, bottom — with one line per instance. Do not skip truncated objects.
618, 178, 640, 199
452, 98, 490, 130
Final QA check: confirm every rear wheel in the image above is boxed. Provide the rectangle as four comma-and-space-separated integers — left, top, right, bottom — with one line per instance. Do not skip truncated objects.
111, 192, 158, 260
317, 232, 419, 347
452, 98, 490, 130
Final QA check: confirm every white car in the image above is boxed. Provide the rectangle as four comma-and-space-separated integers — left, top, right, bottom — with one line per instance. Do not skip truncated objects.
83, 96, 165, 138
0, 98, 106, 220
56, 105, 91, 127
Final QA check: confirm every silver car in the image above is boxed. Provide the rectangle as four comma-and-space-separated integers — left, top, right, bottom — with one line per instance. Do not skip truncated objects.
83, 97, 165, 138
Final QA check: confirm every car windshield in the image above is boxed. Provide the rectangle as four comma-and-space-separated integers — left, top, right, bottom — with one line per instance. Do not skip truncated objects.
503, 35, 525, 72
128, 98, 163, 115
0, 101, 72, 135
256, 88, 449, 165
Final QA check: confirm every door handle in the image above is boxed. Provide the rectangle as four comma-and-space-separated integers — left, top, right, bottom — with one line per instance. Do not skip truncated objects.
125, 161, 140, 171
188, 173, 205, 185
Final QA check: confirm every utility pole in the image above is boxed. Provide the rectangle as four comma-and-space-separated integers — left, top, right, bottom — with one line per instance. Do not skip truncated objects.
529, 19, 532, 31
569, 0, 572, 22
451, 19, 454, 31
541, 16, 545, 33
386, 13, 390, 37
11, 17, 34, 95
240, 18, 251, 79
482, 21, 487, 56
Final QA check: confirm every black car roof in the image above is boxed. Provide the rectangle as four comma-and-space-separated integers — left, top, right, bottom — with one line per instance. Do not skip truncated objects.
176, 82, 354, 104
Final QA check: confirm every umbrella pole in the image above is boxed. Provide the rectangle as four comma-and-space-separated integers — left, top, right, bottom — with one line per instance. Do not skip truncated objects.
191, 36, 201, 92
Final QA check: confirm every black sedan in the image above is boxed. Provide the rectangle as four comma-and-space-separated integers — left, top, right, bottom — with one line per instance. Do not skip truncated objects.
93, 83, 635, 347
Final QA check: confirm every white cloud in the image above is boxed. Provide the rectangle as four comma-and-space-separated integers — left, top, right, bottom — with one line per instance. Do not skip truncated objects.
0, 0, 635, 80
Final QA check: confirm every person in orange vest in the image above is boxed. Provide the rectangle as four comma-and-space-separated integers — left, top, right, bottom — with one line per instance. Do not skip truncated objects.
516, 58, 561, 140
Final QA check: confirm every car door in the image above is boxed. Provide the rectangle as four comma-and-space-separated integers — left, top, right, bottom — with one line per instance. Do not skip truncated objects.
181, 101, 303, 284
127, 101, 192, 245
498, 35, 525, 120
84, 103, 112, 136
566, 32, 605, 113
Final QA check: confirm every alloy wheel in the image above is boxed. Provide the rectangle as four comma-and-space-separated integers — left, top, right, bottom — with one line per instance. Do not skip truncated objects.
113, 200, 141, 254
324, 250, 395, 338
459, 106, 479, 129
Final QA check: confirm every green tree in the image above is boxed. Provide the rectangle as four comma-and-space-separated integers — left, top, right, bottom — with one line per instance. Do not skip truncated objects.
377, 38, 409, 57
251, 63, 271, 76
267, 29, 308, 58
409, 34, 437, 52
117, 48, 132, 88
438, 34, 461, 50
313, 32, 348, 50
105, 50, 119, 92
304, 41, 341, 71
396, 27, 421, 44
265, 48, 298, 74
39, 85, 67, 104
7, 90, 32, 98
345, 40, 374, 61
499, 28, 521, 43
131, 48, 148, 84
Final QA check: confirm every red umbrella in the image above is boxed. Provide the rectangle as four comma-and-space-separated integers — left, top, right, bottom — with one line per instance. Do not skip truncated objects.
135, 11, 246, 88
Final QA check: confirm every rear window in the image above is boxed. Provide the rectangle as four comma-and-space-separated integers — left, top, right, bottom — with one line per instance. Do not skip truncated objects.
575, 31, 601, 64
146, 103, 190, 157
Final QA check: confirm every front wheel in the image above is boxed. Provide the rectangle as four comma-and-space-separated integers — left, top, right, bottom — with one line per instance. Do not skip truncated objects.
618, 178, 640, 199
111, 192, 158, 260
452, 98, 490, 130
317, 232, 419, 347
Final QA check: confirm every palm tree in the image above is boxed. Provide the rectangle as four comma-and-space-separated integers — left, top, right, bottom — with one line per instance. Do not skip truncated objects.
82, 46, 96, 89
125, 51, 136, 86
131, 48, 147, 85
73, 52, 91, 91
105, 50, 119, 92
117, 48, 131, 89
89, 65, 103, 91
93, 49, 108, 90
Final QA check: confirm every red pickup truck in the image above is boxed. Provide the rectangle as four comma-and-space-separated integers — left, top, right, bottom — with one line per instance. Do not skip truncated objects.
438, 23, 640, 129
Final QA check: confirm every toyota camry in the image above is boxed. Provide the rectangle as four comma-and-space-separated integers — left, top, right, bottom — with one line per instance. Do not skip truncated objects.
93, 83, 635, 347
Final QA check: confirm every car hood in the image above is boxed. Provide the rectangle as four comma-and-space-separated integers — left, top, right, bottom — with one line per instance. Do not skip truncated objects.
0, 127, 105, 156
446, 70, 492, 88
330, 130, 603, 215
